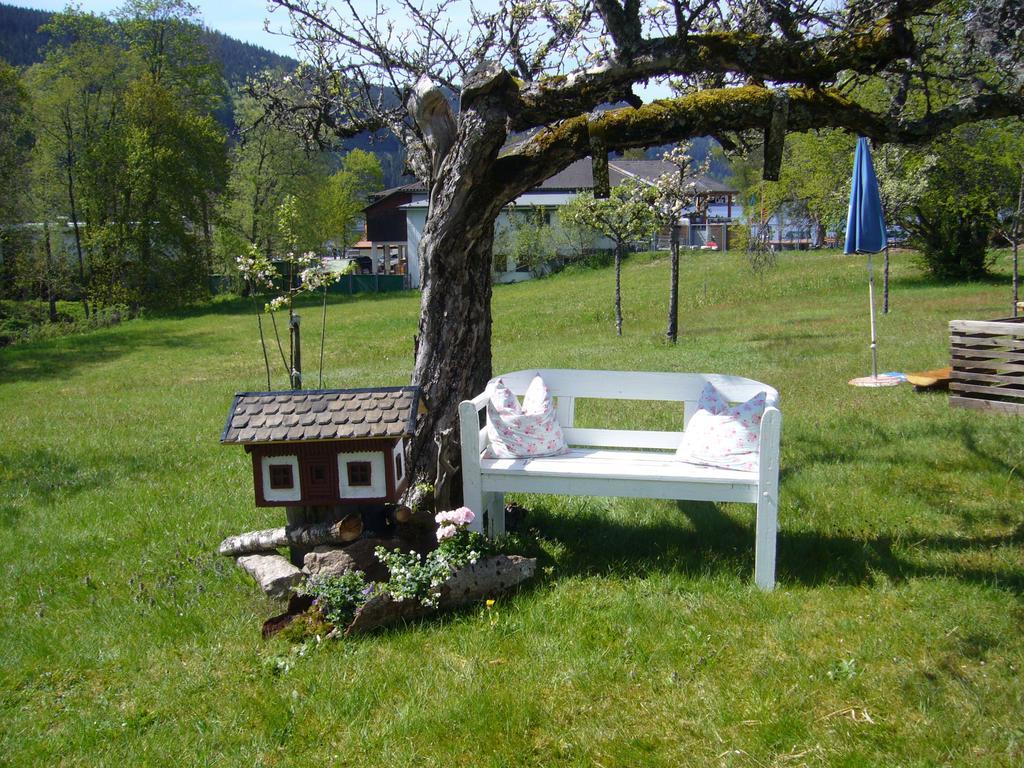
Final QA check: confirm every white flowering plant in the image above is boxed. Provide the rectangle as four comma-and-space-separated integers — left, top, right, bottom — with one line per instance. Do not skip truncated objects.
235, 195, 352, 389
374, 507, 491, 608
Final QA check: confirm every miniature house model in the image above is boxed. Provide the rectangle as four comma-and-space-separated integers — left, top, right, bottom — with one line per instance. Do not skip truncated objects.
221, 387, 425, 508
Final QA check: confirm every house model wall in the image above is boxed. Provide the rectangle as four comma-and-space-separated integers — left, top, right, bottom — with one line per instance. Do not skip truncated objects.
221, 387, 424, 509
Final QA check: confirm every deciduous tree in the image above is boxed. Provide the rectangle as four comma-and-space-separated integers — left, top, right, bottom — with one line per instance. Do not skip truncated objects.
260, 0, 1024, 480
562, 181, 658, 335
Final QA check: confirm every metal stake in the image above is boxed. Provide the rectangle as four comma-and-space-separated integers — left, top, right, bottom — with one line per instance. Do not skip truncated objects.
868, 254, 878, 379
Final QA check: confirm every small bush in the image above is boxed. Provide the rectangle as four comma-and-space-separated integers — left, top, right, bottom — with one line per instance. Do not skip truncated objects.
0, 302, 134, 347
912, 210, 994, 281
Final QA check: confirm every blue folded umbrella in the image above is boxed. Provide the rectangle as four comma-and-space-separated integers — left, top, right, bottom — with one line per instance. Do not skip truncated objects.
845, 137, 889, 385
845, 137, 887, 255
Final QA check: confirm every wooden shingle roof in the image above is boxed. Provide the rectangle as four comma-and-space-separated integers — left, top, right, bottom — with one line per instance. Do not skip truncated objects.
221, 387, 424, 445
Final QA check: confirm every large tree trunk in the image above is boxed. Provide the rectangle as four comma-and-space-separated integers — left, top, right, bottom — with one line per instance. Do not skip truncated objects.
410, 204, 498, 484
408, 70, 514, 482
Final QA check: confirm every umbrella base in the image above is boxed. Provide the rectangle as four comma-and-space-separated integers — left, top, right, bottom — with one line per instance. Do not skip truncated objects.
848, 375, 902, 388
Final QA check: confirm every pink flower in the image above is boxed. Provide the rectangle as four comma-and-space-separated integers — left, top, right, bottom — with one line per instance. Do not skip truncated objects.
435, 506, 475, 526
449, 506, 475, 525
436, 524, 457, 542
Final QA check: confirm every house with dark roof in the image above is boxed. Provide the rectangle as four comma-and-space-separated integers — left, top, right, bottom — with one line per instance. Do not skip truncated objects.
361, 158, 739, 287
221, 387, 425, 508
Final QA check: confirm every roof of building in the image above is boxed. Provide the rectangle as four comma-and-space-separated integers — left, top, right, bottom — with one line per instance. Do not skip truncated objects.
367, 158, 736, 209
221, 387, 425, 445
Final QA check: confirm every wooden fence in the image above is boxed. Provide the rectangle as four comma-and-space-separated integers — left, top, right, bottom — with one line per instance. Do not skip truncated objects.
949, 317, 1024, 414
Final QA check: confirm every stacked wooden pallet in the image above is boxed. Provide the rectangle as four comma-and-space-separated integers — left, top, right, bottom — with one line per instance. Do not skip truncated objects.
949, 317, 1024, 414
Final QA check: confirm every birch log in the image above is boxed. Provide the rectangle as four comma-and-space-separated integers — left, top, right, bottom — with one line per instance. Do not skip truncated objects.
218, 516, 362, 556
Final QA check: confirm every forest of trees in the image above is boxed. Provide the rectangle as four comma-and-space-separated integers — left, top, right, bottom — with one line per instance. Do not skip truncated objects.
0, 0, 385, 317
0, 2, 296, 82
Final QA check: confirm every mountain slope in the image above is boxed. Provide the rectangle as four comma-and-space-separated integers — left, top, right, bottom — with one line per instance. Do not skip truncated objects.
0, 2, 297, 84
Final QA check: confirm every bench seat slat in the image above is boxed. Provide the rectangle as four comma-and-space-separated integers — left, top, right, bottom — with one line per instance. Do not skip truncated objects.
481, 448, 758, 485
482, 473, 759, 504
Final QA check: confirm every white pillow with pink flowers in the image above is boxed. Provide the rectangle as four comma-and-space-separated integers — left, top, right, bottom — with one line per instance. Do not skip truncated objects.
485, 375, 569, 459
675, 383, 767, 472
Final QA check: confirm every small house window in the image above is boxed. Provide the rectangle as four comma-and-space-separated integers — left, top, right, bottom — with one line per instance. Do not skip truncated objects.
347, 461, 372, 487
394, 452, 404, 483
268, 463, 294, 490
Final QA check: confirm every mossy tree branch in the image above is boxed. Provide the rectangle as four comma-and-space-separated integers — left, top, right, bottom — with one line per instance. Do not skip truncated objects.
495, 85, 1024, 202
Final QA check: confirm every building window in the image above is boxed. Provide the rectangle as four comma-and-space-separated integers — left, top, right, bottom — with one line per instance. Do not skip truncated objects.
268, 464, 294, 490
347, 461, 372, 487
394, 452, 404, 483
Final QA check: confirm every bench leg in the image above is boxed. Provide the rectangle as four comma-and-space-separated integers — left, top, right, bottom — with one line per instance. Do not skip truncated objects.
485, 492, 505, 538
463, 472, 485, 536
754, 489, 777, 590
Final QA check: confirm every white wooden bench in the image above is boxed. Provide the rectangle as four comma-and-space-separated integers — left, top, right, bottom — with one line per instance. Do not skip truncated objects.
459, 369, 782, 590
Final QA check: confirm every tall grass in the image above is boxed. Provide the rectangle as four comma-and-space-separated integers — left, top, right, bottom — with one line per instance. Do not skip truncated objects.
1, 248, 1021, 766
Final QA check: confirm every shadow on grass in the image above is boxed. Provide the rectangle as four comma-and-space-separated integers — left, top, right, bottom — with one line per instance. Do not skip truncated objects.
0, 324, 215, 385
145, 288, 420, 321
0, 446, 159, 528
511, 502, 1024, 594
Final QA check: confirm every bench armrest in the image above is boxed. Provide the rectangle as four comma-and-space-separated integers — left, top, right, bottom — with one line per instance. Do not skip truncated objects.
459, 392, 490, 464
758, 406, 782, 483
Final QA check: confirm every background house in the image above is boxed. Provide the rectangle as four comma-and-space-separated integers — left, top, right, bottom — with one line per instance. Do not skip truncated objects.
362, 158, 739, 287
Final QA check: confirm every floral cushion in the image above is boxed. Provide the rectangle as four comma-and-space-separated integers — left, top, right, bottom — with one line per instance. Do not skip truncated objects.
485, 375, 569, 458
675, 383, 767, 471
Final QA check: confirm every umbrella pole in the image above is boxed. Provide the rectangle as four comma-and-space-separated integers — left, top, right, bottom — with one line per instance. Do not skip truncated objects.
868, 253, 879, 379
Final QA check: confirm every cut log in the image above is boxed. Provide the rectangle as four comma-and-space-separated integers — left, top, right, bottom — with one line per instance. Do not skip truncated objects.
220, 528, 288, 556
345, 555, 536, 636
236, 552, 303, 599
219, 516, 363, 556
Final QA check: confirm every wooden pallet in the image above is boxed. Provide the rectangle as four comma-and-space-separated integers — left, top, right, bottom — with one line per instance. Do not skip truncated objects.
949, 317, 1024, 414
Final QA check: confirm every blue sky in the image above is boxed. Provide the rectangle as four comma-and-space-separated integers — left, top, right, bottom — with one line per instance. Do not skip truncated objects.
23, 1, 299, 56
19, 1, 671, 99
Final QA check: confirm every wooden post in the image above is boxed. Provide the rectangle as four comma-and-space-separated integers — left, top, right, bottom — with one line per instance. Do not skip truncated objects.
590, 131, 610, 199
289, 314, 302, 389
762, 90, 789, 181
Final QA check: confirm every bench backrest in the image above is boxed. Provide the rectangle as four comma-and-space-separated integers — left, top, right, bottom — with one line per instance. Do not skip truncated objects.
487, 369, 779, 450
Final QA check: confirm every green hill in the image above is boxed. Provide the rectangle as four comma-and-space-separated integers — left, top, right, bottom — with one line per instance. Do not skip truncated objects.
0, 2, 297, 84
0, 2, 406, 182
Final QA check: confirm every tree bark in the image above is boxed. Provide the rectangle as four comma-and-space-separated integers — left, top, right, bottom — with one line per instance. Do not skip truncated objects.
408, 70, 513, 480
344, 554, 536, 636
667, 224, 680, 343
218, 516, 363, 556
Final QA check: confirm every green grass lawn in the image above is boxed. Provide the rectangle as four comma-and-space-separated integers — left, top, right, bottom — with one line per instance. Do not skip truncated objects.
2, 249, 1022, 766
